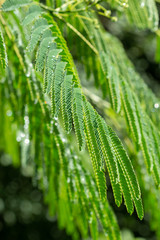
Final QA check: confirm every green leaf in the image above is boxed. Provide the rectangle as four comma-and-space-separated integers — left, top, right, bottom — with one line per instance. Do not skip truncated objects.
22, 5, 43, 26
61, 74, 73, 133
44, 46, 62, 93
27, 18, 50, 52
54, 61, 67, 117
35, 36, 55, 71
1, 0, 31, 11
72, 88, 85, 151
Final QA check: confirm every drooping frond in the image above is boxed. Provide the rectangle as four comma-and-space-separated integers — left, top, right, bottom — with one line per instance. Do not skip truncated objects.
36, 36, 55, 71
54, 61, 67, 116
96, 111, 143, 218
101, 34, 160, 126
0, 57, 122, 239
72, 7, 160, 188
44, 47, 62, 94
72, 88, 85, 150
83, 100, 143, 217
96, 113, 122, 207
107, 125, 143, 219
83, 100, 107, 201
61, 74, 73, 133
10, 3, 143, 218
4, 0, 160, 238
27, 18, 50, 52
22, 5, 43, 26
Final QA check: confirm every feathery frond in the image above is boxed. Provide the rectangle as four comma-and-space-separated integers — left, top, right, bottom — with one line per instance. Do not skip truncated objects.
1, 0, 31, 11
73, 7, 160, 188
13, 3, 143, 218
1, 0, 160, 238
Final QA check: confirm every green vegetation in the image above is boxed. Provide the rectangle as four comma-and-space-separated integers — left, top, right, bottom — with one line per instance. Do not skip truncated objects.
0, 0, 160, 239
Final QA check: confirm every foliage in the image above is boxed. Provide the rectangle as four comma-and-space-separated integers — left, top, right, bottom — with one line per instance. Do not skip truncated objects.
0, 0, 160, 239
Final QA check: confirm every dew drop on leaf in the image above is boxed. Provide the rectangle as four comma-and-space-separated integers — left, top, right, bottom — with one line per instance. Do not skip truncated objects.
154, 103, 159, 109
141, 2, 145, 8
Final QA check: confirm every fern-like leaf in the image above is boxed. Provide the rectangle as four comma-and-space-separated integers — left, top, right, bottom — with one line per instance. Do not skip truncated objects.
27, 18, 50, 52
35, 36, 55, 71
14, 3, 144, 220
61, 74, 73, 133
1, 0, 31, 11
83, 100, 107, 201
44, 46, 62, 93
96, 113, 122, 207
22, 5, 43, 26
100, 51, 121, 113
107, 125, 143, 219
54, 61, 67, 117
120, 78, 141, 145
72, 88, 85, 150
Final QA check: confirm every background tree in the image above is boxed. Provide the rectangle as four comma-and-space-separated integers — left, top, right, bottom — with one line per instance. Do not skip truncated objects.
0, 0, 160, 239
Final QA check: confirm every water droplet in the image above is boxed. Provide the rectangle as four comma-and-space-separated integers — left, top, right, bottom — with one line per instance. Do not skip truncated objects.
24, 116, 29, 121
6, 110, 12, 117
21, 133, 25, 138
136, 195, 141, 201
104, 231, 108, 237
141, 2, 145, 8
67, 178, 70, 183
54, 117, 58, 121
24, 138, 30, 144
24, 125, 28, 130
16, 136, 21, 142
81, 177, 85, 183
26, 72, 30, 77
154, 103, 159, 109
88, 217, 93, 224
